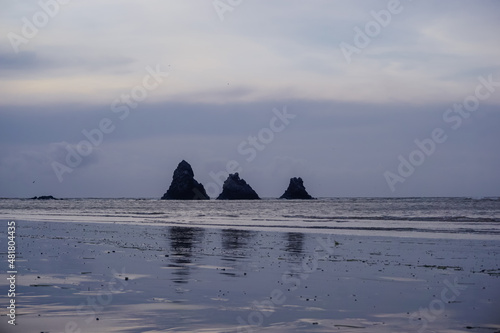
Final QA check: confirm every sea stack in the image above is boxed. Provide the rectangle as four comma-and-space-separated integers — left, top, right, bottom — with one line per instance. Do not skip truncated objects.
30, 195, 59, 200
279, 177, 314, 199
161, 160, 210, 200
217, 173, 260, 200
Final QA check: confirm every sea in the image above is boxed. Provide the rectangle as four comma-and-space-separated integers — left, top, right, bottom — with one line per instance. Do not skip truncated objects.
1, 197, 499, 239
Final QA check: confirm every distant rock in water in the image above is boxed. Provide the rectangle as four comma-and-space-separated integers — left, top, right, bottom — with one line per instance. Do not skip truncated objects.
217, 173, 260, 200
280, 177, 314, 199
31, 195, 59, 200
161, 160, 209, 200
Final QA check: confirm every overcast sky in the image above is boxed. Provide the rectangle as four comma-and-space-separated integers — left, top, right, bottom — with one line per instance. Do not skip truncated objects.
1, 0, 499, 198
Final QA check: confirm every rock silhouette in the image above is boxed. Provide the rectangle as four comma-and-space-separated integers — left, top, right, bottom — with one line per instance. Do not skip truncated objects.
217, 173, 260, 200
30, 195, 59, 200
161, 160, 209, 200
280, 177, 314, 199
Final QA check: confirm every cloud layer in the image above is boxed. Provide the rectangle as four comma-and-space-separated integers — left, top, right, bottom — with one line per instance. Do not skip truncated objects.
1, 0, 499, 197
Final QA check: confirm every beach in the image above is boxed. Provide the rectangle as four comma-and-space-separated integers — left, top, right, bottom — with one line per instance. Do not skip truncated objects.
3, 1, 500, 331
1, 211, 499, 332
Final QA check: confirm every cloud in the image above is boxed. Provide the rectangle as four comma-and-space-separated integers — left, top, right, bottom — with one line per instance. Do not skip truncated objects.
1, 1, 500, 105
0, 49, 135, 76
1, 1, 499, 197
0, 51, 43, 70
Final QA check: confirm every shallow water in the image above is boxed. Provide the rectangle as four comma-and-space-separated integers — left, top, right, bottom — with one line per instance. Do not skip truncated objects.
1, 197, 499, 239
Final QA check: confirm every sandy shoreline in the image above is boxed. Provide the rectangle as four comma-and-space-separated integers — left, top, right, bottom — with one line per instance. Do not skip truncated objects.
1, 219, 499, 333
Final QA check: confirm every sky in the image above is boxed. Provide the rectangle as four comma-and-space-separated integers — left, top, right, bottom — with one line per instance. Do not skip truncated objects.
0, 0, 499, 198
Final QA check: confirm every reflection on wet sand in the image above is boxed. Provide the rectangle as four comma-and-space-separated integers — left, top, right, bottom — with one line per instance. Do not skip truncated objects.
167, 226, 205, 283
284, 232, 305, 259
219, 229, 256, 277
221, 229, 256, 253
5, 220, 498, 333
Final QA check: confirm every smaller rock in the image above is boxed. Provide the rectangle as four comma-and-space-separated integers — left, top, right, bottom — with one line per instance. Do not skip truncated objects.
30, 195, 59, 200
217, 173, 260, 200
279, 177, 314, 199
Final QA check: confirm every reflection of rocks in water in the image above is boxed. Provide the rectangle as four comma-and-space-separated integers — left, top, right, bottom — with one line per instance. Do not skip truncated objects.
285, 232, 304, 258
167, 226, 204, 283
220, 229, 256, 277
221, 229, 255, 252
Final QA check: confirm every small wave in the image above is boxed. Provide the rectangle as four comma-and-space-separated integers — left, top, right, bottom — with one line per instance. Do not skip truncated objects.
282, 215, 500, 223
115, 212, 165, 215
148, 220, 500, 236
465, 197, 500, 201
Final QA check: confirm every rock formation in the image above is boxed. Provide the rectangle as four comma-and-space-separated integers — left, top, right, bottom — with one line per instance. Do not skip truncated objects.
161, 160, 210, 200
217, 173, 260, 200
279, 177, 314, 199
30, 195, 59, 200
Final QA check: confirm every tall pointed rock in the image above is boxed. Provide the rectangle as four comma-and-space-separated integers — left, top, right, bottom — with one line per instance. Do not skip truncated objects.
279, 177, 314, 199
161, 160, 209, 200
217, 173, 260, 200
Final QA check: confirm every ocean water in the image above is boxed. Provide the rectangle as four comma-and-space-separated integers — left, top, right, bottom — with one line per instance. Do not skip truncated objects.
1, 197, 499, 332
1, 197, 499, 239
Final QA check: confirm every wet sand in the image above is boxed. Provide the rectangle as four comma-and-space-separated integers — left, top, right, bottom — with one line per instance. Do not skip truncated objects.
1, 220, 499, 333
